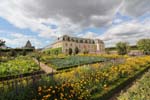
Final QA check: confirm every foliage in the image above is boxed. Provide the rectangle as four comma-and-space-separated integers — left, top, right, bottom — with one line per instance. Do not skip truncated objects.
117, 70, 150, 100
0, 56, 39, 77
42, 56, 106, 70
44, 47, 62, 55
9, 49, 17, 57
83, 50, 89, 54
137, 39, 150, 55
0, 39, 5, 47
116, 42, 130, 55
38, 56, 150, 100
74, 46, 79, 54
22, 49, 27, 56
0, 56, 150, 100
68, 48, 72, 55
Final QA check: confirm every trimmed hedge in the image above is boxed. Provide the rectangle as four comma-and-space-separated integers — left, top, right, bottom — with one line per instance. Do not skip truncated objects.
44, 47, 62, 55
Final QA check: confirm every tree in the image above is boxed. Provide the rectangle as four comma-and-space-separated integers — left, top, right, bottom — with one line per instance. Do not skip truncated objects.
0, 40, 5, 47
137, 39, 150, 55
68, 48, 72, 55
55, 50, 58, 55
116, 42, 130, 55
74, 47, 79, 54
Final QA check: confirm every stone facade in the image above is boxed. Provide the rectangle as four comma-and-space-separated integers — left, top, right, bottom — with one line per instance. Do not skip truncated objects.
51, 35, 105, 54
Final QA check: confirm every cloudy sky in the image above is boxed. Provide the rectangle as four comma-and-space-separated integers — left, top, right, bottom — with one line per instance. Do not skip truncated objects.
0, 0, 150, 48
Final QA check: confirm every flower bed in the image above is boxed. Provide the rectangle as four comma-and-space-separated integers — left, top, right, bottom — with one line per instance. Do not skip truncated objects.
37, 56, 150, 100
0, 56, 150, 100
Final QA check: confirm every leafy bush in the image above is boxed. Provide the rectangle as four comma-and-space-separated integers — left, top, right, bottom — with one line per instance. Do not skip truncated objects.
116, 42, 130, 55
137, 39, 150, 55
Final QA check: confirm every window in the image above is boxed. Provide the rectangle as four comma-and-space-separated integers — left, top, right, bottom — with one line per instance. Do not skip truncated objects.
67, 37, 70, 41
65, 43, 68, 47
85, 40, 87, 43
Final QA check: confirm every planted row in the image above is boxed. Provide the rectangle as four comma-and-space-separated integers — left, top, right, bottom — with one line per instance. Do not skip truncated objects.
1, 56, 150, 100
36, 56, 150, 100
0, 56, 40, 77
42, 56, 107, 70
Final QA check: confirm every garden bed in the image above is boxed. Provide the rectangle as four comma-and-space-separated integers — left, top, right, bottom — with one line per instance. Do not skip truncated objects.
0, 56, 150, 100
42, 55, 107, 70
0, 56, 40, 78
91, 64, 150, 100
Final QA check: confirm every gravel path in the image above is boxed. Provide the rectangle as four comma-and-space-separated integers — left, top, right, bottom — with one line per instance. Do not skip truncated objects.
34, 59, 56, 74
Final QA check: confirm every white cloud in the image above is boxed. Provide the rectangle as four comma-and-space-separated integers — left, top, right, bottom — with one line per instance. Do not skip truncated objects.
1, 33, 43, 48
99, 18, 150, 47
120, 0, 150, 17
0, 0, 122, 38
0, 0, 150, 48
78, 32, 98, 39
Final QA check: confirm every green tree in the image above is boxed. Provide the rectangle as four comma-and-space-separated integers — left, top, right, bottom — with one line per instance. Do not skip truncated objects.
116, 42, 130, 55
74, 47, 79, 54
68, 48, 72, 55
137, 39, 150, 55
55, 50, 58, 55
0, 40, 5, 47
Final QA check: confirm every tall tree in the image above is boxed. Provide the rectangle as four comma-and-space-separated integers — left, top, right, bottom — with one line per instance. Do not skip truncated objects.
137, 39, 150, 55
116, 42, 130, 55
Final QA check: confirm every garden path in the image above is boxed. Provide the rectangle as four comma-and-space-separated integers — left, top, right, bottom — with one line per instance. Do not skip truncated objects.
34, 59, 56, 74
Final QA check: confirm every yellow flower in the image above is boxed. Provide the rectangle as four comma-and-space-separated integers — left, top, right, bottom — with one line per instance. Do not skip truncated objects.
52, 90, 55, 94
60, 93, 64, 97
38, 86, 42, 91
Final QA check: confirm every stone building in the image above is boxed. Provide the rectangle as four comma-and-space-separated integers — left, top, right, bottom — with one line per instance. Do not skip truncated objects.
51, 35, 105, 54
24, 40, 35, 49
